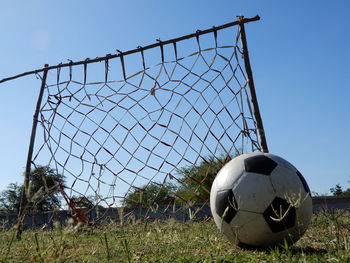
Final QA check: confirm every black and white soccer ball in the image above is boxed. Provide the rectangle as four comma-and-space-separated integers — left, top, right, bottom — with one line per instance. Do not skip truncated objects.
210, 152, 312, 248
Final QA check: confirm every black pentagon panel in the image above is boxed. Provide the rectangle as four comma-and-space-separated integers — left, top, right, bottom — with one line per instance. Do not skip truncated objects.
244, 155, 278, 175
263, 197, 296, 233
296, 171, 310, 193
215, 189, 238, 223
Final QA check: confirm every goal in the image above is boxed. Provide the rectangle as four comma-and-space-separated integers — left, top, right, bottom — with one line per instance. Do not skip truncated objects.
1, 16, 268, 230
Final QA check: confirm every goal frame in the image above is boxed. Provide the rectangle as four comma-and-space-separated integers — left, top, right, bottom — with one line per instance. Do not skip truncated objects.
0, 15, 268, 238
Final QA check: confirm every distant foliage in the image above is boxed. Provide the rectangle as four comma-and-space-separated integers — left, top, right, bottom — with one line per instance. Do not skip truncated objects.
330, 183, 350, 196
27, 166, 65, 211
70, 196, 96, 209
124, 183, 177, 207
124, 153, 235, 207
0, 166, 65, 213
176, 154, 233, 203
0, 183, 22, 213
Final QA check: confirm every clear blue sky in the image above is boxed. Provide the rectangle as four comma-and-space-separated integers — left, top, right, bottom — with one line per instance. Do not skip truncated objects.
0, 0, 349, 195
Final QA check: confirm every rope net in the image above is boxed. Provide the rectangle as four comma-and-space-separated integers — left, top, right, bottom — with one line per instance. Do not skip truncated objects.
29, 22, 262, 223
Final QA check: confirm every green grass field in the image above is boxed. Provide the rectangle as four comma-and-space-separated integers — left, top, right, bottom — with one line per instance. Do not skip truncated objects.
0, 210, 349, 263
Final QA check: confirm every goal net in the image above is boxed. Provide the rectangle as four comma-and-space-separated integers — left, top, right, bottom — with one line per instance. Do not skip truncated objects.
6, 16, 267, 224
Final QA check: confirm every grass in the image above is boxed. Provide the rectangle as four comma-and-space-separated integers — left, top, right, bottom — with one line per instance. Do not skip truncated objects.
0, 210, 349, 263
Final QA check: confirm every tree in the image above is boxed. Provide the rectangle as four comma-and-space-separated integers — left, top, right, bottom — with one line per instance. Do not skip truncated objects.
124, 183, 177, 207
123, 153, 236, 207
176, 154, 233, 203
0, 166, 65, 213
26, 166, 66, 211
330, 183, 350, 196
0, 183, 22, 213
70, 195, 104, 209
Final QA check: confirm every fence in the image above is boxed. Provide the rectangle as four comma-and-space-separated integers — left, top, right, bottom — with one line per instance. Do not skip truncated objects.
312, 196, 350, 212
0, 196, 348, 230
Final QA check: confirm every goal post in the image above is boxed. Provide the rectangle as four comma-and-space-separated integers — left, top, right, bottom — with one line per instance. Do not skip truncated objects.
0, 15, 268, 234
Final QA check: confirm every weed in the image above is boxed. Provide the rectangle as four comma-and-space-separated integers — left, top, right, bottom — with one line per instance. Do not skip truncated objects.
0, 211, 348, 262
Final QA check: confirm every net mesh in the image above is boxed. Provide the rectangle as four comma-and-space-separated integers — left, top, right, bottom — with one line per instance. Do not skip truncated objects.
29, 23, 262, 222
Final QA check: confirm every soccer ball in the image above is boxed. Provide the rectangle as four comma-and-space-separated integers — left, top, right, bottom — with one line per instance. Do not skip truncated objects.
210, 152, 312, 248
